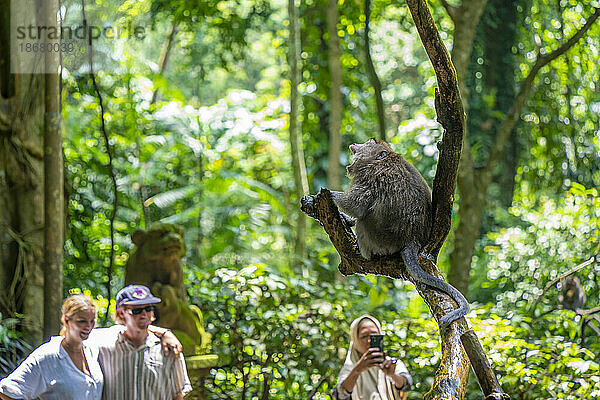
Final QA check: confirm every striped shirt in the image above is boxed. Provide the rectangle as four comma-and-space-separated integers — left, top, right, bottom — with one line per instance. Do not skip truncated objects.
87, 327, 189, 400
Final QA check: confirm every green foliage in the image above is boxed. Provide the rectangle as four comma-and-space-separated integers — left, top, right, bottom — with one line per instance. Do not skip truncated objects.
190, 266, 347, 398
63, 83, 304, 297
515, 0, 600, 193
468, 310, 600, 400
468, 184, 600, 397
4, 0, 598, 397
474, 185, 600, 314
0, 314, 31, 377
189, 263, 600, 399
189, 264, 442, 399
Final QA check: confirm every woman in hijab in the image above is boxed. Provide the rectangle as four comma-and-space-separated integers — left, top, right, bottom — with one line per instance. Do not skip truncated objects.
334, 315, 412, 400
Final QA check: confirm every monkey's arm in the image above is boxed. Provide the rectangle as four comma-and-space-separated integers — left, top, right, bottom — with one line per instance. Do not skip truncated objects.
401, 243, 469, 328
330, 189, 374, 220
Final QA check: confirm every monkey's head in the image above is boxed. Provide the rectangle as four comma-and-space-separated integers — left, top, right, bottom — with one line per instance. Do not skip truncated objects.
563, 276, 581, 295
347, 138, 393, 178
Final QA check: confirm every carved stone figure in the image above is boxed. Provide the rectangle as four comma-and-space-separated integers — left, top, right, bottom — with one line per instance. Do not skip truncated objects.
125, 223, 186, 298
125, 223, 212, 356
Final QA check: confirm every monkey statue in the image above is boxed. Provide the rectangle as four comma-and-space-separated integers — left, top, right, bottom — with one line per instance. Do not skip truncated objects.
125, 223, 186, 299
125, 223, 211, 355
330, 138, 469, 328
560, 275, 586, 312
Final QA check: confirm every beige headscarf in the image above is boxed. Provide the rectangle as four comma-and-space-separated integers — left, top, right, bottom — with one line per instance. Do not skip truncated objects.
336, 315, 407, 400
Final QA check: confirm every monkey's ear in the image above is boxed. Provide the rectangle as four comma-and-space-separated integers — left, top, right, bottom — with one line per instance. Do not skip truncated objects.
132, 229, 147, 245
376, 151, 388, 160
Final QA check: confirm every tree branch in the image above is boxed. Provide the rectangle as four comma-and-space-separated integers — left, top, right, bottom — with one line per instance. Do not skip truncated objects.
530, 256, 595, 316
483, 7, 600, 180
307, 376, 328, 400
301, 189, 406, 279
579, 306, 600, 316
301, 189, 471, 399
581, 315, 600, 347
364, 0, 386, 141
461, 330, 509, 400
405, 0, 465, 258
151, 22, 178, 105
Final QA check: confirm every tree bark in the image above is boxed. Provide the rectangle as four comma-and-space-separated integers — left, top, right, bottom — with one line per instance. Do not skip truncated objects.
0, 0, 46, 346
443, 1, 486, 296
364, 0, 386, 141
0, 4, 14, 99
326, 0, 343, 191
43, 0, 64, 340
460, 330, 509, 400
288, 0, 309, 266
450, 1, 488, 113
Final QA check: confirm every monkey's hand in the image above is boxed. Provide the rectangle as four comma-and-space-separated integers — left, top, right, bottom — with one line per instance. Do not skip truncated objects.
339, 212, 356, 228
301, 195, 317, 218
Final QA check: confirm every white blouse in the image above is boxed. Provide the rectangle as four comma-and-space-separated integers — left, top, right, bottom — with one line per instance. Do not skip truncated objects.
0, 336, 103, 400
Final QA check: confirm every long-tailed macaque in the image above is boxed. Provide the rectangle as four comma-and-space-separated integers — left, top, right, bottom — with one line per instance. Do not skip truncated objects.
330, 138, 469, 328
561, 275, 586, 312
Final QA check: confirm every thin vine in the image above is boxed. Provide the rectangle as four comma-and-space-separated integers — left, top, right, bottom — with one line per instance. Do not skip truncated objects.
80, 0, 118, 326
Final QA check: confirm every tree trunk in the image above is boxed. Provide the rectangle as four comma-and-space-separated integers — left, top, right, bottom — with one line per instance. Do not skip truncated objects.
478, 0, 519, 210
446, 2, 600, 296
364, 0, 386, 141
449, 1, 488, 113
288, 0, 309, 266
448, 186, 486, 295
326, 0, 343, 191
0, 3, 13, 99
151, 23, 178, 105
444, 1, 488, 296
43, 0, 63, 340
0, 0, 46, 346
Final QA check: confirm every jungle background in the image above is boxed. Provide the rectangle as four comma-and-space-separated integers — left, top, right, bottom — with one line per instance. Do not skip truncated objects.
1, 0, 600, 399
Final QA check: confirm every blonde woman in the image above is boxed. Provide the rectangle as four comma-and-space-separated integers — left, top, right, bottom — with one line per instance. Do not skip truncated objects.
0, 294, 103, 400
334, 315, 412, 400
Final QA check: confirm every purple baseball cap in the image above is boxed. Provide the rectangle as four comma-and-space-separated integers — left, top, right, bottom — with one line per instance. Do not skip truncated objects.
116, 285, 161, 308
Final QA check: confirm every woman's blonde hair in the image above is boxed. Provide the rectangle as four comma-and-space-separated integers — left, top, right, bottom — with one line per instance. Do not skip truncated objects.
59, 294, 97, 335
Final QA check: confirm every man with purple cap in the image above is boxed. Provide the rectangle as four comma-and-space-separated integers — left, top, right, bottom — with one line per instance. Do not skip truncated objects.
88, 284, 191, 399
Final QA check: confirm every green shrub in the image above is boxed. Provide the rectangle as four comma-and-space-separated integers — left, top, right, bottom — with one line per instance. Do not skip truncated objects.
0, 314, 31, 377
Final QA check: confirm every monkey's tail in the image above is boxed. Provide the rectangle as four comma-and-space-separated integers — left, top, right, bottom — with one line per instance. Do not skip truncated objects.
401, 243, 470, 329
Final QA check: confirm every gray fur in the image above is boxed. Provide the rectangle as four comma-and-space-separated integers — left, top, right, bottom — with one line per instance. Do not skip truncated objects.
561, 276, 586, 312
332, 138, 469, 328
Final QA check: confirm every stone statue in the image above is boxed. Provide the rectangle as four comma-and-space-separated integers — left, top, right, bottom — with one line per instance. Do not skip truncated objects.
125, 223, 186, 298
125, 223, 212, 356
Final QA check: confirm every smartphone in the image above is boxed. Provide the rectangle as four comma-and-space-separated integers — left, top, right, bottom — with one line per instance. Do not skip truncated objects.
369, 334, 384, 352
